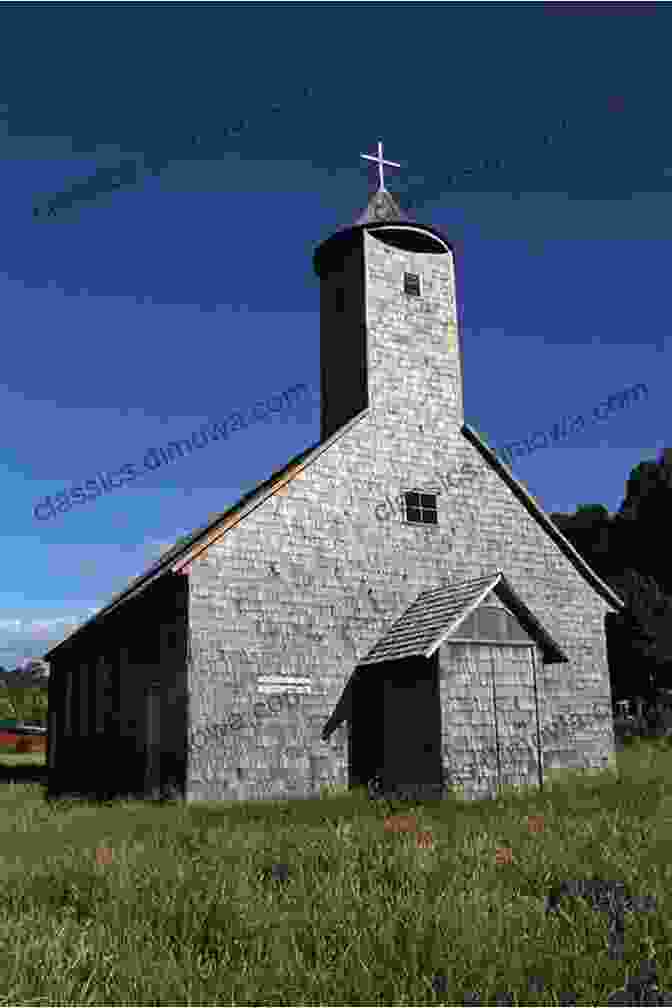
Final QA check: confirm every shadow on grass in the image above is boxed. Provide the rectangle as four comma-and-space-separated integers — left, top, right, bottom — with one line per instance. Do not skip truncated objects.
0, 761, 48, 787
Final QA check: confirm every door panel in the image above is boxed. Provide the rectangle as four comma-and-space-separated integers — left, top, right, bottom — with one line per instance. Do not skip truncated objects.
440, 643, 542, 799
492, 646, 542, 793
440, 643, 499, 800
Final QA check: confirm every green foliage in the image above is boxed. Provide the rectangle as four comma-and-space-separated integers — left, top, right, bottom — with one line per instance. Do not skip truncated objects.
575, 504, 610, 521
549, 448, 672, 698
0, 688, 47, 724
0, 695, 18, 720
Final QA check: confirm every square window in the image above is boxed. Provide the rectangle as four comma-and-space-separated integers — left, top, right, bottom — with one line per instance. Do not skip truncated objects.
403, 490, 437, 525
404, 272, 421, 297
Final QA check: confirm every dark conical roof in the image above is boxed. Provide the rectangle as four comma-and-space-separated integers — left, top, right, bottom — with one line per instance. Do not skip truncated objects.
313, 185, 453, 278
353, 187, 412, 226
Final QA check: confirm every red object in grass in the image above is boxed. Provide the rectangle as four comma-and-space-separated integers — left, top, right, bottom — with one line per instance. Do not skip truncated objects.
0, 731, 46, 753
527, 815, 545, 834
495, 847, 514, 865
415, 831, 434, 849
383, 815, 419, 834
15, 736, 46, 754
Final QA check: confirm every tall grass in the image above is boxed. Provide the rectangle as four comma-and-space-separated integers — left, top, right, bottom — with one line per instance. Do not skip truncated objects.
0, 744, 669, 1004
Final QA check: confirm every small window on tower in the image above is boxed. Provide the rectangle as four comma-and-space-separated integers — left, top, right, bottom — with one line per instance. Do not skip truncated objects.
335, 288, 345, 313
403, 272, 421, 297
403, 491, 438, 525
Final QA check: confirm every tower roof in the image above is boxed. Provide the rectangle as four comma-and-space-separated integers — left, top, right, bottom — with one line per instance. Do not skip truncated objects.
314, 138, 454, 277
314, 139, 451, 276
353, 187, 412, 226
313, 192, 453, 277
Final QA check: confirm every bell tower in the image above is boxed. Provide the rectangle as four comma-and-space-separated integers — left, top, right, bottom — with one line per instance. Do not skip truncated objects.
313, 141, 463, 450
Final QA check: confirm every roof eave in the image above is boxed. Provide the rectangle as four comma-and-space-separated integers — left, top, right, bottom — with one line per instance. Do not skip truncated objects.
44, 407, 371, 661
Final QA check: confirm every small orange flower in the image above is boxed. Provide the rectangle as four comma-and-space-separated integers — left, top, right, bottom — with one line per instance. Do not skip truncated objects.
495, 847, 513, 865
383, 814, 418, 834
95, 846, 114, 866
415, 830, 434, 849
527, 815, 545, 834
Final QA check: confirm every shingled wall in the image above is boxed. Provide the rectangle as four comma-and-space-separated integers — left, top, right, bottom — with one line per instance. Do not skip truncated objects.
185, 227, 618, 803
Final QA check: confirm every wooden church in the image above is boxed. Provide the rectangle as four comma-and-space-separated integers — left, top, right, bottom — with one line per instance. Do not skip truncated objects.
44, 141, 625, 804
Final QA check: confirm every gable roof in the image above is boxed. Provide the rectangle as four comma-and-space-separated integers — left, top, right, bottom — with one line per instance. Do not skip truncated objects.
358, 571, 568, 667
43, 416, 624, 660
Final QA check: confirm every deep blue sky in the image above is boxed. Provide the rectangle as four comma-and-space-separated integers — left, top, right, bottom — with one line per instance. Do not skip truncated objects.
1, 3, 667, 668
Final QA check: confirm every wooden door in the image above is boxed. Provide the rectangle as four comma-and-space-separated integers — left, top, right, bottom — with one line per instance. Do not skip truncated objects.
440, 643, 542, 800
382, 655, 443, 801
491, 646, 542, 794
440, 642, 500, 800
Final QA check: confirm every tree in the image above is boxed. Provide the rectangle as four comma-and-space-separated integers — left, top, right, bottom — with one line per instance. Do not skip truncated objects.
548, 447, 672, 703
550, 504, 615, 581
615, 454, 672, 594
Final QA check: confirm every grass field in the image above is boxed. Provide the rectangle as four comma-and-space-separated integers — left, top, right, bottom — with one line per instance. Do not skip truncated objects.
0, 741, 669, 1005
0, 751, 47, 766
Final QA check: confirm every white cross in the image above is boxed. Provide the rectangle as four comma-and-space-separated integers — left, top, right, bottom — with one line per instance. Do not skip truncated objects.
360, 140, 401, 192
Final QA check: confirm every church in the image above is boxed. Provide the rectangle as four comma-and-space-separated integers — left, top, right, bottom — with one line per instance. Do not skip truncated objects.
44, 141, 624, 804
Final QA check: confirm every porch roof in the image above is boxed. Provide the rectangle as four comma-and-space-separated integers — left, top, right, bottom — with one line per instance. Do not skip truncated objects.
359, 571, 568, 667
320, 571, 567, 742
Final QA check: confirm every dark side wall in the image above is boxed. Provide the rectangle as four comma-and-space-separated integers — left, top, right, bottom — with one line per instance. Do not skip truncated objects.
47, 573, 188, 801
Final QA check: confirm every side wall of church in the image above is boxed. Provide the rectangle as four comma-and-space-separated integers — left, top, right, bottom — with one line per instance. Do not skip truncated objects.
48, 573, 189, 801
